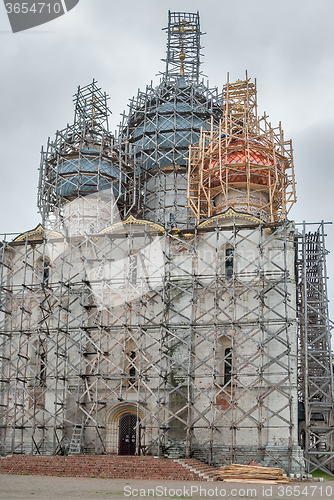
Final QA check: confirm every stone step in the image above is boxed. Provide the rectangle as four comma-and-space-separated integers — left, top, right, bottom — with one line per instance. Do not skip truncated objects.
175, 458, 220, 480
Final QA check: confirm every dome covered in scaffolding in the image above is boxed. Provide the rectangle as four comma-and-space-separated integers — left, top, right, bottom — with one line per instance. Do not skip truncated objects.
127, 75, 221, 172
188, 76, 296, 222
38, 81, 134, 227
56, 141, 121, 198
204, 138, 277, 188
121, 11, 222, 228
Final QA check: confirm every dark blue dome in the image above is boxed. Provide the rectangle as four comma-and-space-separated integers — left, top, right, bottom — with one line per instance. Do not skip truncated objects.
126, 77, 222, 172
56, 156, 122, 198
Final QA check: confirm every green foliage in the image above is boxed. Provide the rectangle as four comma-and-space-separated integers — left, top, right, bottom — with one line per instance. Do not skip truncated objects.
311, 469, 334, 481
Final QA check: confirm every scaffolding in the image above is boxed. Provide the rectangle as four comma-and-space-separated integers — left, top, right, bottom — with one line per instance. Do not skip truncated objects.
120, 11, 222, 228
0, 213, 304, 472
188, 75, 296, 222
0, 10, 333, 478
297, 222, 334, 474
38, 80, 135, 230
162, 11, 202, 81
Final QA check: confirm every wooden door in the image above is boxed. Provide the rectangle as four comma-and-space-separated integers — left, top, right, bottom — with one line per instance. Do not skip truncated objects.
119, 413, 137, 455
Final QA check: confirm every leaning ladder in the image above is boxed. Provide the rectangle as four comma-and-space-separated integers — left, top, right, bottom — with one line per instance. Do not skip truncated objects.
68, 424, 83, 455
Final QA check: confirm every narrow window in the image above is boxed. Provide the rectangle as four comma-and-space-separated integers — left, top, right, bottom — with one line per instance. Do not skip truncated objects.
43, 261, 50, 286
129, 351, 136, 384
224, 348, 232, 385
225, 248, 233, 278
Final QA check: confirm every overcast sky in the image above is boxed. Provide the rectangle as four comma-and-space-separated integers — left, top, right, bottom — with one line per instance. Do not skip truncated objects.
1, 0, 334, 331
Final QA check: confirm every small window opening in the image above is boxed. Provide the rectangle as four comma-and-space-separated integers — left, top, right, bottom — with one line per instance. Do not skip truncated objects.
311, 413, 325, 421
225, 248, 233, 278
224, 348, 232, 385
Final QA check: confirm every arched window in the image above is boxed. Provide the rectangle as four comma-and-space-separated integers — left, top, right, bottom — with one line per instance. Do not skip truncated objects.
224, 347, 232, 385
43, 262, 50, 286
225, 247, 233, 279
37, 257, 51, 286
36, 257, 51, 286
217, 336, 232, 387
129, 351, 136, 384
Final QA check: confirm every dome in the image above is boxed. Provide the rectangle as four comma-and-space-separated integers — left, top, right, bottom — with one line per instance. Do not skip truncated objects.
126, 76, 222, 172
204, 138, 277, 189
56, 156, 120, 198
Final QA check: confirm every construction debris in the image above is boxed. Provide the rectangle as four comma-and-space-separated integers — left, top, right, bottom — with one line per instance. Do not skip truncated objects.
216, 464, 293, 484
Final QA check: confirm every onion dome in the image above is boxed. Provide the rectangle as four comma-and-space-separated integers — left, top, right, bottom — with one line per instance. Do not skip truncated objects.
126, 76, 221, 173
204, 138, 276, 189
55, 134, 121, 198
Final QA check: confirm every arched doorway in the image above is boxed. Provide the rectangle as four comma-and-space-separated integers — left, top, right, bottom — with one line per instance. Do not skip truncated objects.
106, 403, 144, 455
118, 413, 138, 455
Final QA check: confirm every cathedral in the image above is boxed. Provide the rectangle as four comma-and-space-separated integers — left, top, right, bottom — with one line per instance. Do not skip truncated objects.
0, 11, 333, 475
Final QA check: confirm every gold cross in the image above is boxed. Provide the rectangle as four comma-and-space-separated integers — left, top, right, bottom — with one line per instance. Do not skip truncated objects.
87, 95, 104, 125
171, 20, 196, 76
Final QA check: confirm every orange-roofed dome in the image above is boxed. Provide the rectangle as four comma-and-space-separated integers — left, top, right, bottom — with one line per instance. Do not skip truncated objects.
188, 76, 296, 221
204, 138, 277, 189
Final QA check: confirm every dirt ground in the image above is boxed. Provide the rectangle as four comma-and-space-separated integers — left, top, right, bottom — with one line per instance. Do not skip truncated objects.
0, 475, 333, 500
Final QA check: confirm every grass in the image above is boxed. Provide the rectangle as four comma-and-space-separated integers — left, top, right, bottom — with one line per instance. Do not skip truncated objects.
311, 469, 334, 481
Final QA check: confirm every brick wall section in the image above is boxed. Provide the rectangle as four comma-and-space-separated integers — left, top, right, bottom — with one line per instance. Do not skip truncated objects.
0, 456, 208, 481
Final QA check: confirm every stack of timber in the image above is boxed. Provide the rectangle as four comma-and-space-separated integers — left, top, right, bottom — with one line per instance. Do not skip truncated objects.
217, 464, 292, 484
